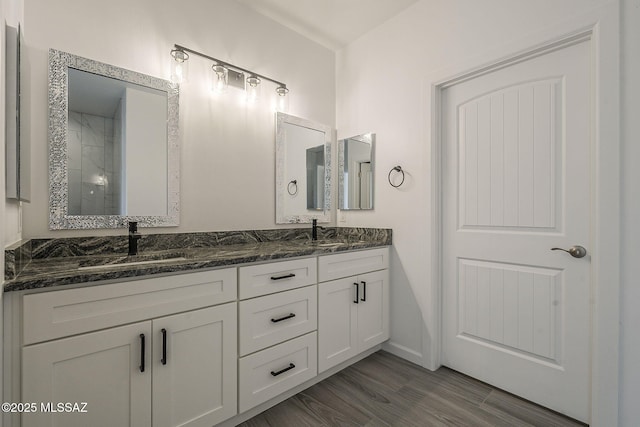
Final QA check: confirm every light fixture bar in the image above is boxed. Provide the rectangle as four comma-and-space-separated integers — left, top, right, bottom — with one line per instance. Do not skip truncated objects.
174, 44, 287, 89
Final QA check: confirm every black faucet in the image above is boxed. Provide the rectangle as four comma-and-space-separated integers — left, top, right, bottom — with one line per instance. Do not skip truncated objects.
312, 219, 318, 241
128, 221, 142, 256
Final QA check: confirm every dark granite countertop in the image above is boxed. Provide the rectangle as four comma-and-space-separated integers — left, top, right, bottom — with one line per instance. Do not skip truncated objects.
4, 227, 391, 292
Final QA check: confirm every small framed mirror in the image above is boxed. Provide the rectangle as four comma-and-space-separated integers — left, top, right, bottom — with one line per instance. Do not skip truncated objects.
48, 49, 179, 229
276, 112, 332, 224
339, 133, 375, 210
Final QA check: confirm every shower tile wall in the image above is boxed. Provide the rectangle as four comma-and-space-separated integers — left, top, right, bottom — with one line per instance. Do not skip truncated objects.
68, 111, 121, 215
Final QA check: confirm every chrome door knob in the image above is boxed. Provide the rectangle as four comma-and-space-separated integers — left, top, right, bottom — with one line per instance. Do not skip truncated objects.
551, 245, 587, 258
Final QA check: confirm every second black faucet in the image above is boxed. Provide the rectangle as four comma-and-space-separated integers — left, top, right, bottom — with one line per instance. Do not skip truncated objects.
312, 219, 318, 241
128, 221, 142, 256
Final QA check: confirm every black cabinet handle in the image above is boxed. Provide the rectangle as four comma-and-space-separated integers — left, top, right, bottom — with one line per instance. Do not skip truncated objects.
139, 334, 146, 373
271, 313, 296, 323
361, 281, 367, 302
270, 273, 296, 281
161, 328, 167, 365
354, 282, 359, 304
271, 363, 295, 377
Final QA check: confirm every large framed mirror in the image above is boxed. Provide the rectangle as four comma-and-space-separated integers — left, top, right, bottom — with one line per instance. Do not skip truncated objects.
338, 133, 375, 210
276, 112, 332, 224
48, 49, 179, 229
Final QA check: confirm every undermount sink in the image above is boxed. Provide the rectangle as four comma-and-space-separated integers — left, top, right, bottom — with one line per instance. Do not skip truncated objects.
77, 253, 187, 271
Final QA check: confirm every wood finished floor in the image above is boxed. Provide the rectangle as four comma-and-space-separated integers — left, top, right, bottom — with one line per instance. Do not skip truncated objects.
239, 351, 585, 427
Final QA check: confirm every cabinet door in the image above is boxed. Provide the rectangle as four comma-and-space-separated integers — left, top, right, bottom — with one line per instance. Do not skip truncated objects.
22, 322, 152, 427
357, 270, 390, 350
318, 277, 358, 373
152, 303, 237, 427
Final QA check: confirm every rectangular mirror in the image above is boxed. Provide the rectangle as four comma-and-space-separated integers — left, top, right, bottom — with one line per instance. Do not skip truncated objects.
339, 133, 375, 210
48, 49, 179, 229
5, 24, 30, 202
276, 112, 332, 223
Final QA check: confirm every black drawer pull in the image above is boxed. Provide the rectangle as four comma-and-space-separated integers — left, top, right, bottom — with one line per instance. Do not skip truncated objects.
271, 363, 296, 377
271, 313, 296, 323
361, 281, 367, 302
354, 282, 359, 304
139, 333, 146, 373
271, 273, 296, 281
161, 328, 167, 365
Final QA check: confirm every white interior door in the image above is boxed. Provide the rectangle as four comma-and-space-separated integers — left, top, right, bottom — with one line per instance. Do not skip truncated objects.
442, 39, 591, 422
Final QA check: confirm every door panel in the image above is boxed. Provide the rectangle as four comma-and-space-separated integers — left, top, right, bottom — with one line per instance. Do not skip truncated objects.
458, 259, 561, 361
318, 277, 358, 372
152, 303, 237, 427
22, 322, 151, 427
459, 79, 561, 230
442, 40, 591, 422
357, 270, 389, 349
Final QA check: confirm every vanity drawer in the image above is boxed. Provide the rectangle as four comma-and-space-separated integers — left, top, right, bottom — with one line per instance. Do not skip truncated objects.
318, 247, 389, 282
239, 257, 317, 299
239, 285, 317, 356
22, 268, 237, 345
238, 332, 317, 412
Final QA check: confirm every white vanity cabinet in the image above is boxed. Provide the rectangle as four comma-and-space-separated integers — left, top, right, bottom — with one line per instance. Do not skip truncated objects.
317, 248, 390, 373
7, 245, 391, 426
17, 269, 238, 427
237, 258, 318, 412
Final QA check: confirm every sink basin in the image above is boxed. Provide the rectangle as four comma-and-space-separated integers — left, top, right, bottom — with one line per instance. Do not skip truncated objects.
77, 253, 187, 271
297, 240, 343, 247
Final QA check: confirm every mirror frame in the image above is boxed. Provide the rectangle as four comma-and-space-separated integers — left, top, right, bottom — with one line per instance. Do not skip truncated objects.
48, 49, 180, 229
275, 112, 332, 224
338, 133, 375, 210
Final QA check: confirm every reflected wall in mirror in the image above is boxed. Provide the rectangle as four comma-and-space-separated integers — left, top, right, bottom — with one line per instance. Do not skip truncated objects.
49, 49, 179, 229
339, 133, 375, 210
276, 112, 332, 224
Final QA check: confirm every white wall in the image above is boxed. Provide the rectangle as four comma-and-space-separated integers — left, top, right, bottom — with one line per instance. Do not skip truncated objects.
620, 0, 640, 424
336, 0, 622, 415
20, 0, 335, 238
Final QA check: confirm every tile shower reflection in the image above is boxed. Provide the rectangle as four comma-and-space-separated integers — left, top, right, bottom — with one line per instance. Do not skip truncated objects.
67, 110, 122, 215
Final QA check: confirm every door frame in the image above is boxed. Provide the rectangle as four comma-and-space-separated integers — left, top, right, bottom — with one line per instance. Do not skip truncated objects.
427, 12, 620, 426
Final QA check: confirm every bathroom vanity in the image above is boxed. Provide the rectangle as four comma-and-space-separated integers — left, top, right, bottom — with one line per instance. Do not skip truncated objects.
3, 229, 390, 427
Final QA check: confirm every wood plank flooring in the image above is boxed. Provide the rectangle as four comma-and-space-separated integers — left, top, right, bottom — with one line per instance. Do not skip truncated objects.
239, 351, 585, 427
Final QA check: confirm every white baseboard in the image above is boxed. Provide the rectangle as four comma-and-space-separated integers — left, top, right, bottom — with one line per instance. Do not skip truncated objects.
382, 340, 424, 366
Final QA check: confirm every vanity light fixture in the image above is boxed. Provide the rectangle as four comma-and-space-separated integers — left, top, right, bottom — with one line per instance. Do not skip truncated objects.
170, 48, 189, 83
170, 44, 289, 107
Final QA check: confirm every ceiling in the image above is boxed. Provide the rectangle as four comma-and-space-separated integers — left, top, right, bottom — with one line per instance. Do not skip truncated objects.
235, 0, 419, 51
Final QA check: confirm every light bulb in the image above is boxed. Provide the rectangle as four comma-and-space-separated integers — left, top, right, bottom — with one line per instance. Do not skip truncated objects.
275, 85, 289, 112
170, 49, 189, 83
211, 64, 228, 94
246, 75, 261, 103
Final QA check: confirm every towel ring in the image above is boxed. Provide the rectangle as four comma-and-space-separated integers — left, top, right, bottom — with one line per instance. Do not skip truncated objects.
287, 180, 298, 195
388, 166, 405, 188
